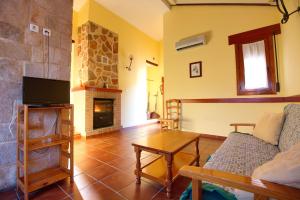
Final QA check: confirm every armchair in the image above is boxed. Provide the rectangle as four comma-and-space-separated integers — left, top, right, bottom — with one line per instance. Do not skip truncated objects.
179, 166, 300, 200
179, 104, 300, 200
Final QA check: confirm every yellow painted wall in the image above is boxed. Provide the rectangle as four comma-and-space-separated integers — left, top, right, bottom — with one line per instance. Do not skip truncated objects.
147, 63, 162, 117
72, 0, 162, 128
163, 6, 293, 136
76, 1, 90, 27
281, 0, 300, 96
147, 41, 164, 118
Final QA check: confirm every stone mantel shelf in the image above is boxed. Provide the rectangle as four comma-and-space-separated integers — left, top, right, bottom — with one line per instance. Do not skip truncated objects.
71, 85, 122, 93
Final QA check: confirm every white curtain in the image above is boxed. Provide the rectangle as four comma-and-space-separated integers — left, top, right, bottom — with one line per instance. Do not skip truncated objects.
242, 40, 268, 90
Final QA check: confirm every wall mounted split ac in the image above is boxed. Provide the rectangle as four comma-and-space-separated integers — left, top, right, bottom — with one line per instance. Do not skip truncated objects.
175, 34, 206, 51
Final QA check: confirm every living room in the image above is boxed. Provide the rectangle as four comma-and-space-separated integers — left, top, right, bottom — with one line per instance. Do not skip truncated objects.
1, 0, 300, 199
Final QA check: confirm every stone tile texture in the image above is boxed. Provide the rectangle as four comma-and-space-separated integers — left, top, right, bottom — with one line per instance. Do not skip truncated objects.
0, 0, 72, 191
77, 21, 119, 89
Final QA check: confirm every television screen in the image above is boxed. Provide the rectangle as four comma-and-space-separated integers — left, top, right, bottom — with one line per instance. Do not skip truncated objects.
22, 76, 70, 105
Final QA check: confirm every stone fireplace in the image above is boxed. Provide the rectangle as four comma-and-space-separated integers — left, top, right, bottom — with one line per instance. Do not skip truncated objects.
71, 21, 121, 137
76, 21, 119, 88
72, 86, 121, 137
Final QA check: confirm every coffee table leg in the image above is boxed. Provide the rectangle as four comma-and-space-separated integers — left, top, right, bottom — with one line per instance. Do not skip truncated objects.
195, 138, 200, 167
165, 154, 173, 198
134, 147, 142, 184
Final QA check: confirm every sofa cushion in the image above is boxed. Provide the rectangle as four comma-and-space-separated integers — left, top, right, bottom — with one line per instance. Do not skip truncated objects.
279, 104, 300, 152
253, 112, 284, 145
252, 142, 300, 189
204, 132, 279, 176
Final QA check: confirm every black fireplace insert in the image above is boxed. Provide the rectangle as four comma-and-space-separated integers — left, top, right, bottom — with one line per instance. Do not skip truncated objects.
93, 98, 114, 129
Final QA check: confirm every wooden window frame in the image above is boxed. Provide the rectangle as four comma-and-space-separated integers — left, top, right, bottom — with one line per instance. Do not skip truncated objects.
228, 24, 281, 95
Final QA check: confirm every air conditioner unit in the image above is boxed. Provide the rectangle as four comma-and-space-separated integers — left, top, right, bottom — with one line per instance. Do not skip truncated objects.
175, 34, 206, 51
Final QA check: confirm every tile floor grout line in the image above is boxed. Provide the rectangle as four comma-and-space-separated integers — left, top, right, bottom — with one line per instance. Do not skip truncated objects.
81, 155, 136, 177
82, 169, 134, 196
81, 161, 161, 199
151, 185, 167, 200
57, 183, 73, 200
69, 173, 100, 195
95, 179, 129, 200
87, 145, 134, 158
82, 146, 153, 167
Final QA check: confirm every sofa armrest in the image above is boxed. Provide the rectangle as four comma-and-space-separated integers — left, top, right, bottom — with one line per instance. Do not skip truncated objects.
230, 123, 256, 132
179, 166, 300, 200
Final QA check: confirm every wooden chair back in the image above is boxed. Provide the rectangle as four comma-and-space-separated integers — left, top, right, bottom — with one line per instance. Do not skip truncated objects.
161, 99, 181, 130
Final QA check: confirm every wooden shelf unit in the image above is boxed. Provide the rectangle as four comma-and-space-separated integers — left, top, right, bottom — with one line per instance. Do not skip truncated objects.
16, 104, 74, 200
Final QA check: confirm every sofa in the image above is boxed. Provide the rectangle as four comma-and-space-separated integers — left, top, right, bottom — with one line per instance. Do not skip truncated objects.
179, 104, 300, 200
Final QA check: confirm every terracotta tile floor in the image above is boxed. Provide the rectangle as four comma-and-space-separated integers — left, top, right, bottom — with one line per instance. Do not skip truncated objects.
1, 124, 223, 200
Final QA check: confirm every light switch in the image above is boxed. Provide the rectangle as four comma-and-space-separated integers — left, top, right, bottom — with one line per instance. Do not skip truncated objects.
29, 24, 39, 33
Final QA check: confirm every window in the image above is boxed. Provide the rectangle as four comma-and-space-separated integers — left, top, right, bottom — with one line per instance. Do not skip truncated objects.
243, 40, 268, 90
229, 24, 281, 95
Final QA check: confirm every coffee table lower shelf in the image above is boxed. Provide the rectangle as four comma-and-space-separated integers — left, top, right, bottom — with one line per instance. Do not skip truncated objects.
137, 152, 197, 185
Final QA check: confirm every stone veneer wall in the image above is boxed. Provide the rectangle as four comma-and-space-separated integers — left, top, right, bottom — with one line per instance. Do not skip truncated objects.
0, 0, 72, 190
77, 21, 119, 88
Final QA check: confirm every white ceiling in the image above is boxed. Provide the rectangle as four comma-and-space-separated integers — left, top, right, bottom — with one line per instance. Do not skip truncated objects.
73, 0, 169, 41
73, 0, 275, 41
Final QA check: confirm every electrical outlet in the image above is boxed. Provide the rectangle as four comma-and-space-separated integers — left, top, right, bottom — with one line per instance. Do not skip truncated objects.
43, 28, 51, 36
29, 24, 39, 33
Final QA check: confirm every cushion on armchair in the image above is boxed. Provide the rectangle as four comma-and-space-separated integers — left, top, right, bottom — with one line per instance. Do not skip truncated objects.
279, 104, 300, 152
252, 142, 300, 189
252, 112, 284, 145
204, 132, 279, 176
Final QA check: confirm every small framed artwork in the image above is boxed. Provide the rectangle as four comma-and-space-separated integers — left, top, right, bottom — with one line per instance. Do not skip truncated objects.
189, 61, 202, 78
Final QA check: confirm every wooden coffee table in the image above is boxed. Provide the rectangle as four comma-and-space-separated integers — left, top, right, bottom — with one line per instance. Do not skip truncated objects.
132, 130, 200, 198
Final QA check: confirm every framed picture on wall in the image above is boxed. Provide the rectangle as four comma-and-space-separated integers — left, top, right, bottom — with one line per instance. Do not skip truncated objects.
189, 61, 202, 78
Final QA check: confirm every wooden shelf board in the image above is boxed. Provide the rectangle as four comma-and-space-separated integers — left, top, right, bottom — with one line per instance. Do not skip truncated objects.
140, 152, 196, 185
19, 136, 69, 151
27, 105, 72, 110
141, 155, 162, 169
19, 167, 69, 192
61, 120, 72, 125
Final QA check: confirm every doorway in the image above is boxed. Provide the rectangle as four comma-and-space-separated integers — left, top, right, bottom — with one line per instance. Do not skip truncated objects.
146, 62, 162, 120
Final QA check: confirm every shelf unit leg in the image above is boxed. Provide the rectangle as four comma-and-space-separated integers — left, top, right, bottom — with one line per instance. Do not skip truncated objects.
16, 106, 20, 193
59, 109, 62, 172
70, 105, 74, 182
24, 105, 29, 200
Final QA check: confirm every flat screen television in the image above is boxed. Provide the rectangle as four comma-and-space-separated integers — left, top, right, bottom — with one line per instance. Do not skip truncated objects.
22, 76, 70, 105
